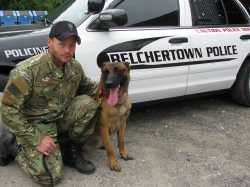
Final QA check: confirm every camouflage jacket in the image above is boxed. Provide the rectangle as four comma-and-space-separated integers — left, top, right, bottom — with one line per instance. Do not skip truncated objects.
1, 53, 97, 147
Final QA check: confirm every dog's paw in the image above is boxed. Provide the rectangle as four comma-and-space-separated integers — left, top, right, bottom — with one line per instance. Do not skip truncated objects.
121, 154, 134, 161
108, 159, 121, 172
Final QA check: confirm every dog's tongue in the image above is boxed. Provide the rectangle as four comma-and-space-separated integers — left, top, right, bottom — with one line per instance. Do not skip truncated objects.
107, 87, 119, 106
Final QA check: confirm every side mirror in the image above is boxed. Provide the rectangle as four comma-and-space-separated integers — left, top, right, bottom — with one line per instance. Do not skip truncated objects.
89, 9, 127, 30
88, 0, 105, 13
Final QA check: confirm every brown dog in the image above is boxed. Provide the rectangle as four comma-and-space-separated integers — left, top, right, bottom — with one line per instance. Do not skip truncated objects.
96, 62, 133, 172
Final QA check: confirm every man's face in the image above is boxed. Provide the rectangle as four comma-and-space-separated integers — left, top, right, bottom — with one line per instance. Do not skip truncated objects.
48, 36, 76, 65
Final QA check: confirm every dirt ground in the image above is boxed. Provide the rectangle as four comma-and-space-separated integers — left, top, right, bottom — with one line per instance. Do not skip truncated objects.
0, 93, 250, 187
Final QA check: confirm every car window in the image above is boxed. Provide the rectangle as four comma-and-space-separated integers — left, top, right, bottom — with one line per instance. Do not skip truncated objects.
52, 0, 89, 26
190, 0, 249, 26
111, 0, 179, 27
222, 0, 249, 24
189, 0, 226, 26
47, 0, 75, 23
238, 0, 250, 15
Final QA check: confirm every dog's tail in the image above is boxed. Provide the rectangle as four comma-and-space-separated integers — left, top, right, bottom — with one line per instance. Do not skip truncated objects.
42, 155, 54, 187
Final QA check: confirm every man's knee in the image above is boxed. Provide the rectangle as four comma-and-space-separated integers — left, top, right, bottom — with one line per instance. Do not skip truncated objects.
67, 95, 99, 142
73, 95, 99, 114
65, 95, 98, 121
58, 95, 99, 134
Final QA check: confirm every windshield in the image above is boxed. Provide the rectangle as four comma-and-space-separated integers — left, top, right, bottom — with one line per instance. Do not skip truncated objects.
48, 0, 89, 26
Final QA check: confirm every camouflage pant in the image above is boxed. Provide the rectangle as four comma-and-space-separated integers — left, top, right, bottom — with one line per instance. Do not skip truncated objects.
15, 95, 99, 186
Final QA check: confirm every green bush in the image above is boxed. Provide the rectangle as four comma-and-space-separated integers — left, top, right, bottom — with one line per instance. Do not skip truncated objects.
1, 0, 67, 13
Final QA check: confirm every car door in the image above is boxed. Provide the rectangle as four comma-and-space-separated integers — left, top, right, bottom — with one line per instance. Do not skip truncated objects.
187, 0, 250, 95
76, 0, 191, 103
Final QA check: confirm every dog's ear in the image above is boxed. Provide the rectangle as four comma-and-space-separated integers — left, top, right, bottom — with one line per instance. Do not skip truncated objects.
98, 61, 110, 69
123, 62, 130, 70
97, 61, 104, 69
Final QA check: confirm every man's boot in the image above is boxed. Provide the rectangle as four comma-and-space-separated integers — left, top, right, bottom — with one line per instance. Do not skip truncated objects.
59, 138, 96, 174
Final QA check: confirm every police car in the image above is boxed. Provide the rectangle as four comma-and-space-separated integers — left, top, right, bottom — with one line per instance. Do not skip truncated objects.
1, 0, 250, 106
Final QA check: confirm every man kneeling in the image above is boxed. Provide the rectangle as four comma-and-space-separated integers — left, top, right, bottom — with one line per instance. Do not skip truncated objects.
1, 21, 99, 186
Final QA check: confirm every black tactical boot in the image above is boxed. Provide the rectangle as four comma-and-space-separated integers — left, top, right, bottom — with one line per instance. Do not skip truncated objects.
59, 138, 96, 174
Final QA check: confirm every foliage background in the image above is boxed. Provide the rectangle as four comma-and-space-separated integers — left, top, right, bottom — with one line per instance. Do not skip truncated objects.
0, 0, 67, 13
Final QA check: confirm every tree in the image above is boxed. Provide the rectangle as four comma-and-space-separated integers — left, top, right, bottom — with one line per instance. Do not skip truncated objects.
0, 0, 67, 13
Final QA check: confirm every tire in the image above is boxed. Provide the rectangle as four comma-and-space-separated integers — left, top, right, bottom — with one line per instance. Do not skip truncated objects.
0, 74, 8, 92
231, 61, 250, 106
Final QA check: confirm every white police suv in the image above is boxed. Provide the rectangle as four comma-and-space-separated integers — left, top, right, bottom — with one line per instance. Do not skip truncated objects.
1, 0, 250, 105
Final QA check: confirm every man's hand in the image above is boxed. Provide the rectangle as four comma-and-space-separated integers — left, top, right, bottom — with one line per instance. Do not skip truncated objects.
37, 136, 56, 156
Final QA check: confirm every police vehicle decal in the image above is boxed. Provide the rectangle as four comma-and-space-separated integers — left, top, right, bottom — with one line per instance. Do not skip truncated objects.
0, 32, 48, 66
97, 36, 169, 67
97, 36, 239, 70
196, 27, 250, 33
4, 46, 48, 59
131, 58, 237, 69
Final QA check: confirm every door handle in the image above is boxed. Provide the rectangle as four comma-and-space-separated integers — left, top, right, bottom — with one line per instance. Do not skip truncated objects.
169, 37, 188, 44
240, 35, 250, 40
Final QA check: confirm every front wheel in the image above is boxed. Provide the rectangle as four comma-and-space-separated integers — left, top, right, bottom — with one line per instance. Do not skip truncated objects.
231, 61, 250, 106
